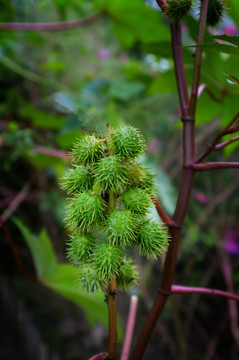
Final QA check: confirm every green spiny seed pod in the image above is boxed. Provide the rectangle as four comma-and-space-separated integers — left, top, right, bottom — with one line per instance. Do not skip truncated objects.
94, 242, 122, 279
139, 220, 169, 259
72, 135, 105, 165
139, 166, 156, 192
67, 233, 95, 263
65, 191, 105, 232
78, 263, 105, 292
126, 161, 156, 192
166, 0, 192, 21
110, 125, 145, 159
121, 187, 153, 215
105, 209, 139, 246
93, 155, 128, 192
125, 160, 147, 187
206, 0, 224, 27
61, 166, 92, 194
117, 257, 139, 289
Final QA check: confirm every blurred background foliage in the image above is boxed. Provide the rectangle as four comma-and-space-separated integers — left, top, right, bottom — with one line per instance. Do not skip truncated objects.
0, 0, 239, 359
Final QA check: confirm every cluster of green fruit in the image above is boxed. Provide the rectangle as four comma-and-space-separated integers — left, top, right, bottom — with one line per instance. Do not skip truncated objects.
62, 125, 169, 293
166, 0, 225, 26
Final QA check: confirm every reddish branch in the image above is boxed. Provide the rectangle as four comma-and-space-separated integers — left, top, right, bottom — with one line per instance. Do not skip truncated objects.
151, 195, 173, 227
215, 135, 239, 150
170, 22, 189, 116
120, 296, 138, 360
196, 112, 239, 163
171, 285, 239, 302
131, 2, 209, 359
106, 278, 117, 359
1, 178, 33, 223
0, 13, 102, 31
193, 162, 239, 171
89, 355, 107, 360
34, 146, 70, 160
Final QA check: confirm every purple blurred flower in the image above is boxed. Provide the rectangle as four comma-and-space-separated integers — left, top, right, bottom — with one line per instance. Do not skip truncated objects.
96, 48, 111, 60
224, 229, 239, 255
223, 24, 238, 36
193, 191, 209, 204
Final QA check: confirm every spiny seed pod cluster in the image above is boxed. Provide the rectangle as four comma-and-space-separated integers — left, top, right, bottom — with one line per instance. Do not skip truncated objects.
62, 125, 169, 293
166, 0, 192, 21
206, 0, 225, 27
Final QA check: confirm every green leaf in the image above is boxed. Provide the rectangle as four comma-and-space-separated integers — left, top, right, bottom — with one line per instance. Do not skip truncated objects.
21, 104, 65, 130
227, 0, 239, 26
44, 264, 108, 327
14, 218, 57, 280
194, 35, 239, 58
211, 34, 239, 47
106, 0, 170, 47
142, 156, 177, 216
149, 69, 177, 94
13, 218, 108, 327
109, 79, 146, 101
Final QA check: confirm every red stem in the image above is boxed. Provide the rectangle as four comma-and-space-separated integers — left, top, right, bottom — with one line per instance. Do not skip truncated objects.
120, 296, 138, 360
215, 135, 239, 150
171, 285, 239, 302
132, 2, 209, 358
193, 162, 239, 171
34, 146, 71, 160
195, 112, 239, 163
170, 22, 189, 116
89, 355, 107, 360
107, 278, 117, 359
0, 13, 102, 31
151, 196, 173, 227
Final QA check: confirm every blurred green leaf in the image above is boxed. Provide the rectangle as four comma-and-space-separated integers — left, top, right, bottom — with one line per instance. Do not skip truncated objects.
106, 0, 170, 47
21, 104, 65, 129
13, 218, 108, 327
109, 79, 146, 101
194, 35, 239, 58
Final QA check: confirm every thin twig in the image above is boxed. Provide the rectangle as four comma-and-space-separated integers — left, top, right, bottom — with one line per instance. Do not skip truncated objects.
214, 135, 239, 151
34, 146, 71, 160
151, 195, 173, 227
171, 285, 239, 302
217, 246, 239, 344
1, 178, 33, 223
88, 354, 107, 360
195, 112, 239, 163
120, 295, 138, 360
0, 13, 102, 31
188, 0, 209, 120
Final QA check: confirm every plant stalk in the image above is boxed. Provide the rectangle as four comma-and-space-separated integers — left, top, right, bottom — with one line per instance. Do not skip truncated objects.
107, 277, 117, 359
132, 2, 209, 358
106, 190, 118, 359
